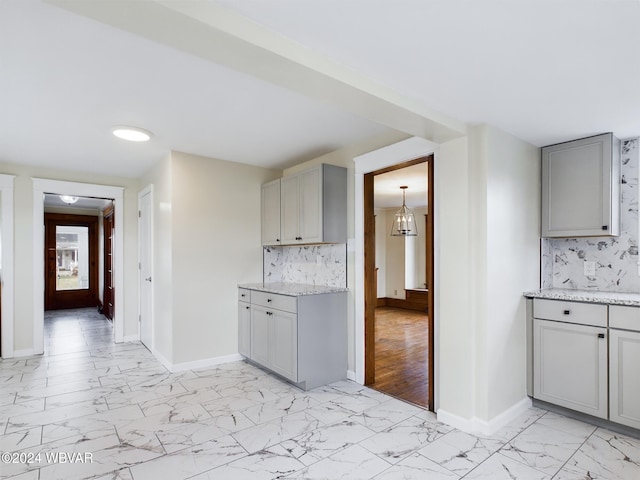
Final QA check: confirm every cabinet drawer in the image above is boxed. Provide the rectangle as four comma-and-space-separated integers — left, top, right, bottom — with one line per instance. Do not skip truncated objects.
533, 298, 607, 327
251, 290, 297, 313
238, 288, 251, 302
609, 305, 640, 331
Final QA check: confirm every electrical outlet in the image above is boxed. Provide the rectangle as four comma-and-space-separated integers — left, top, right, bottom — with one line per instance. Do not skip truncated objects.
584, 261, 596, 276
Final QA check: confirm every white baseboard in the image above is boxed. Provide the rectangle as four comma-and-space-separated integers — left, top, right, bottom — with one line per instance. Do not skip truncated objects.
149, 350, 244, 373
346, 370, 357, 381
151, 348, 173, 372
12, 348, 37, 358
170, 353, 243, 372
122, 334, 140, 343
438, 396, 532, 436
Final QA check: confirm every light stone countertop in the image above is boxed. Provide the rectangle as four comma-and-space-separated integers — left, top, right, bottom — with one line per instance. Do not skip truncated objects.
524, 288, 640, 307
239, 282, 348, 297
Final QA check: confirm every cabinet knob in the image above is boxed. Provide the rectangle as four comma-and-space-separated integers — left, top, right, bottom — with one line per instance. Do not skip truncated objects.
266, 311, 273, 316
598, 333, 605, 339
241, 293, 245, 297
602, 225, 608, 231
276, 239, 280, 242
563, 310, 571, 315
267, 298, 272, 303
245, 306, 250, 310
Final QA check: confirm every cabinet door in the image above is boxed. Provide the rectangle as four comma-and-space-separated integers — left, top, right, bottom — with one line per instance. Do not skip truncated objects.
261, 179, 281, 246
238, 301, 251, 357
298, 166, 323, 243
533, 319, 607, 418
541, 133, 618, 237
610, 329, 640, 429
250, 307, 270, 367
281, 174, 300, 244
269, 309, 298, 382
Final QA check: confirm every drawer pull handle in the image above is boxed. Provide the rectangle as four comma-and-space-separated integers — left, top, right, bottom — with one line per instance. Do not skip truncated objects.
602, 225, 608, 231
598, 333, 605, 339
563, 310, 571, 315
267, 298, 272, 303
266, 311, 273, 316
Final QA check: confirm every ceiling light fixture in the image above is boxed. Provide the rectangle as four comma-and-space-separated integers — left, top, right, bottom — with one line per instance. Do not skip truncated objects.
390, 186, 418, 236
60, 195, 79, 205
112, 125, 153, 142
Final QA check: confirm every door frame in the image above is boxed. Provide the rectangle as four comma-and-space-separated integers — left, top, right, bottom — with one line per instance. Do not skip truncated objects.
354, 136, 440, 409
138, 184, 154, 348
0, 174, 15, 358
32, 179, 124, 354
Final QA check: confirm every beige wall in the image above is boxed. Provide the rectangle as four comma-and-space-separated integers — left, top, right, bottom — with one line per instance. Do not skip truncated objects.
0, 160, 140, 352
141, 151, 280, 365
170, 152, 280, 364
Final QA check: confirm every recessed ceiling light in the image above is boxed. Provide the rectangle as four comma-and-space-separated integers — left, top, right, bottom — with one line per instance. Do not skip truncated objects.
112, 126, 153, 142
59, 195, 79, 204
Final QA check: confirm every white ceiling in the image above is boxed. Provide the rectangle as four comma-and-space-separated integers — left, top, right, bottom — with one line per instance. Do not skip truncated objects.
374, 163, 428, 209
2, 1, 639, 179
44, 194, 112, 211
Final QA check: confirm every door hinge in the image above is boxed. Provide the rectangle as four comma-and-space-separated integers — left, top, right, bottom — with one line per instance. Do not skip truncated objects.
138, 262, 141, 270
138, 210, 142, 218
138, 314, 141, 323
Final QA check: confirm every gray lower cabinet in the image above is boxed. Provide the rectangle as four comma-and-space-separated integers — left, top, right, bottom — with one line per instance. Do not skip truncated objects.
238, 288, 251, 358
533, 318, 608, 418
530, 298, 640, 428
239, 287, 347, 390
609, 306, 640, 429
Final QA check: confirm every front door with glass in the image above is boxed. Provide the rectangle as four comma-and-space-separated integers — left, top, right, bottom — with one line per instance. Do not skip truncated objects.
45, 213, 99, 310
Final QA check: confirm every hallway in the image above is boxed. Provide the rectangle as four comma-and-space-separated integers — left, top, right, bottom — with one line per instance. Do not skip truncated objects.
44, 308, 113, 356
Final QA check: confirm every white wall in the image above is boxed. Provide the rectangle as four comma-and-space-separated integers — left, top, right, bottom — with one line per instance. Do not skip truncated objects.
385, 209, 406, 299
436, 125, 540, 430
484, 125, 540, 420
0, 160, 140, 353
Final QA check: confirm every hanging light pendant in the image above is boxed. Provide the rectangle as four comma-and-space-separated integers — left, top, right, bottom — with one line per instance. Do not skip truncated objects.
390, 186, 418, 236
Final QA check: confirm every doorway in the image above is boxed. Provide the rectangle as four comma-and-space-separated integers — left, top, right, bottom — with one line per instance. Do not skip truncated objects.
364, 155, 435, 410
44, 213, 99, 310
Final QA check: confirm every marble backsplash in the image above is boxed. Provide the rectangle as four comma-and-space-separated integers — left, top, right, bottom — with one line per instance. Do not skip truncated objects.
542, 138, 639, 293
263, 244, 347, 288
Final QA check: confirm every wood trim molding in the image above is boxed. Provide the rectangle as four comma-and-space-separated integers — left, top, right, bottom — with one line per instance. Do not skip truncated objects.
377, 298, 428, 313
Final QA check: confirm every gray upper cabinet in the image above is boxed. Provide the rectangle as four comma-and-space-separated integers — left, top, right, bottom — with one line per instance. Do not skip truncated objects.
541, 133, 620, 238
264, 164, 347, 246
261, 178, 281, 246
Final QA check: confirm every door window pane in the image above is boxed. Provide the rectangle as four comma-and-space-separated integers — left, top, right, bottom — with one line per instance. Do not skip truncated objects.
56, 226, 89, 291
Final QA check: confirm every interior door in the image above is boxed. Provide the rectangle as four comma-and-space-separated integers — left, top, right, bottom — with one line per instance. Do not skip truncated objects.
45, 213, 99, 310
102, 204, 114, 320
139, 188, 153, 349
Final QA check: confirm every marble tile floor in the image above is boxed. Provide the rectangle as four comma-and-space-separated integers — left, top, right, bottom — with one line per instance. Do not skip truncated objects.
1, 308, 639, 479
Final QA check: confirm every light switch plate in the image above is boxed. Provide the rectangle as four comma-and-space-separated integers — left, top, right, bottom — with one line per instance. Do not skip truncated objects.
584, 261, 596, 276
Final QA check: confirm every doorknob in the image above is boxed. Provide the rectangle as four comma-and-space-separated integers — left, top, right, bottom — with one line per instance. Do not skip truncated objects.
145, 277, 152, 282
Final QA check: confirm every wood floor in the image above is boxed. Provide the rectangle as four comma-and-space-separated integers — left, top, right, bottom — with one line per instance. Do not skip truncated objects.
371, 306, 429, 408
